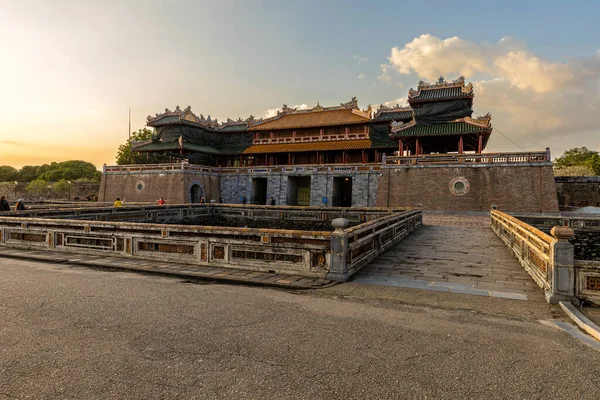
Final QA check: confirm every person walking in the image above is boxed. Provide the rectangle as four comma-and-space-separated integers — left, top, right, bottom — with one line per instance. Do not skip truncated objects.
242, 196, 247, 205
0, 196, 10, 211
15, 198, 26, 210
113, 198, 123, 207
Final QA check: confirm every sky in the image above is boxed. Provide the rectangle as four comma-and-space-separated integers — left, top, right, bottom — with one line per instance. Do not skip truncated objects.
0, 0, 599, 169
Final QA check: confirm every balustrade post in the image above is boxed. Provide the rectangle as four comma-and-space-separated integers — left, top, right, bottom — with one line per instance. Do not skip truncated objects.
545, 226, 579, 305
327, 218, 350, 282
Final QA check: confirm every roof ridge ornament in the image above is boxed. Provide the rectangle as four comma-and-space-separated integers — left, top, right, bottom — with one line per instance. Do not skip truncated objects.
408, 76, 474, 100
312, 101, 324, 111
340, 97, 358, 108
280, 104, 297, 115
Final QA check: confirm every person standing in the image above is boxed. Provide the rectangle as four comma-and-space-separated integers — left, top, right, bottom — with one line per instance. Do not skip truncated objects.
157, 198, 166, 205
269, 197, 276, 206
0, 196, 10, 211
114, 198, 123, 207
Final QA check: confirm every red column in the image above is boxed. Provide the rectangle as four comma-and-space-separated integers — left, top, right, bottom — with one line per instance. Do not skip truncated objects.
288, 153, 291, 165
361, 150, 365, 164
342, 150, 346, 164
477, 134, 483, 154
398, 139, 404, 156
265, 154, 268, 165
458, 136, 464, 154
415, 138, 420, 156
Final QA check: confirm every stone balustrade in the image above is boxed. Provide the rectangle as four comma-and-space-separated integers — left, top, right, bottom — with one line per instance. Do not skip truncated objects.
490, 208, 600, 305
0, 204, 422, 282
384, 151, 550, 166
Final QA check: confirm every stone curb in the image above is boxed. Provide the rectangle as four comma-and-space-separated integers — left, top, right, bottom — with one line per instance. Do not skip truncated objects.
0, 250, 337, 291
559, 301, 600, 342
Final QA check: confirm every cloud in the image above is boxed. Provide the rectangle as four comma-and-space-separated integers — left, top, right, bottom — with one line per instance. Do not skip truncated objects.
263, 104, 309, 118
381, 98, 408, 108
353, 55, 368, 66
377, 64, 392, 84
387, 34, 584, 93
357, 73, 365, 80
0, 140, 23, 146
381, 34, 600, 153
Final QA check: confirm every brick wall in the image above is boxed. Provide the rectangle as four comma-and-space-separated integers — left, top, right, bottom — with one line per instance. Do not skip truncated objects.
0, 181, 99, 202
99, 171, 219, 204
555, 176, 600, 209
514, 214, 600, 261
376, 163, 559, 213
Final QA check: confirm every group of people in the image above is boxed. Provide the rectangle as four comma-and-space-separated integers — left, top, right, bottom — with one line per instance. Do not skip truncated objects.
0, 196, 27, 211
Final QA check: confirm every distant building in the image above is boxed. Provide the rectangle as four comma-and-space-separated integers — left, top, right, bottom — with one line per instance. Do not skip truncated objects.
101, 77, 557, 213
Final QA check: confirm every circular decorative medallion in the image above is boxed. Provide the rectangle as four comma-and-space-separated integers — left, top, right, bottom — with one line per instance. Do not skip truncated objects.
449, 177, 469, 196
135, 180, 145, 192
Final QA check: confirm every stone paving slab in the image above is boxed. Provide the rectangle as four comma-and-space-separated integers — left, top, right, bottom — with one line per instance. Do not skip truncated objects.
353, 276, 529, 301
0, 247, 334, 289
355, 215, 540, 299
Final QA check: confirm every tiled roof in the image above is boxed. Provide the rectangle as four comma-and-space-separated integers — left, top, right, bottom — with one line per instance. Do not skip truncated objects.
133, 141, 220, 155
374, 110, 413, 122
408, 76, 474, 103
218, 123, 248, 132
243, 139, 395, 154
248, 108, 370, 131
409, 87, 473, 102
391, 121, 491, 137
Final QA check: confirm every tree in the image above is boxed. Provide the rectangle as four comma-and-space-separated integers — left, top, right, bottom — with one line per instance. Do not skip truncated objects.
26, 179, 49, 197
52, 179, 72, 199
0, 166, 19, 182
116, 128, 155, 165
554, 147, 600, 175
37, 160, 100, 182
554, 165, 595, 176
17, 165, 39, 182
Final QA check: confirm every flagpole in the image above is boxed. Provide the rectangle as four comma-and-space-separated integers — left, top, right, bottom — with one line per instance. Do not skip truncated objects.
128, 107, 132, 164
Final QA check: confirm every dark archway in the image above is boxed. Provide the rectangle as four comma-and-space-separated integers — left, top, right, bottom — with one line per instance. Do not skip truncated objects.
190, 184, 202, 203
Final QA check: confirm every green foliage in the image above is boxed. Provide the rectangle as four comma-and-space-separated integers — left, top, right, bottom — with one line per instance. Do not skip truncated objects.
554, 165, 595, 176
0, 166, 18, 182
52, 179, 72, 198
18, 165, 39, 182
554, 147, 600, 175
116, 128, 155, 165
0, 161, 101, 183
37, 160, 100, 182
26, 179, 49, 196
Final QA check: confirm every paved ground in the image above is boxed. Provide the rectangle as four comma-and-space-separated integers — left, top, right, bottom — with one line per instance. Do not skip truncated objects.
1, 257, 600, 399
354, 214, 541, 300
0, 247, 333, 289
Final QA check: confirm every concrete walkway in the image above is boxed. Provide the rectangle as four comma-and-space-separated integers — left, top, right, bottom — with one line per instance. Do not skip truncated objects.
0, 247, 334, 289
354, 214, 542, 300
